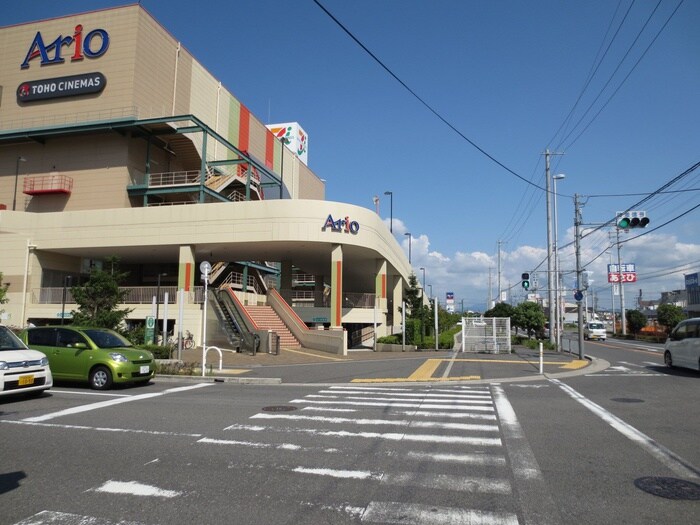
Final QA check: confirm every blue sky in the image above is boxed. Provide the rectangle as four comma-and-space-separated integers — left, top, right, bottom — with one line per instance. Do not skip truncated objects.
5, 1, 699, 312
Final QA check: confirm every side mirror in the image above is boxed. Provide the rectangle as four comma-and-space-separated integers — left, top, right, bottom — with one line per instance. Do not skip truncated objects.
72, 342, 88, 349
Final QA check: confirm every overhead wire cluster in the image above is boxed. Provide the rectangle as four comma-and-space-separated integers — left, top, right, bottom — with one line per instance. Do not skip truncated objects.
312, 0, 693, 299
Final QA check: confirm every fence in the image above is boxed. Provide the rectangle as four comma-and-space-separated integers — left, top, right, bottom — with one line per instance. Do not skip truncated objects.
459, 317, 511, 354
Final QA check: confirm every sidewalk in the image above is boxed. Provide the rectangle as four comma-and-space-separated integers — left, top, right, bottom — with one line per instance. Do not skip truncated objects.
156, 343, 602, 385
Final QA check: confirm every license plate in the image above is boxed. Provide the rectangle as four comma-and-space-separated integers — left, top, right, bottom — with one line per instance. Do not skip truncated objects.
140, 366, 150, 374
19, 375, 35, 386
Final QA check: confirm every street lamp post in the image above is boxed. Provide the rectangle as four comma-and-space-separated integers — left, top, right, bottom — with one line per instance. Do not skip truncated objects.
553, 173, 565, 350
428, 284, 433, 299
404, 232, 411, 263
13, 156, 27, 211
420, 267, 426, 344
61, 275, 72, 325
154, 272, 167, 344
384, 191, 393, 233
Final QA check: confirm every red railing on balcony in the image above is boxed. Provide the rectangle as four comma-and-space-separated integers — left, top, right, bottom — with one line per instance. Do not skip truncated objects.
24, 175, 73, 195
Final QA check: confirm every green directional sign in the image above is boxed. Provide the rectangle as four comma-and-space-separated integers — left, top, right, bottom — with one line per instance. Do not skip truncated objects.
145, 316, 155, 344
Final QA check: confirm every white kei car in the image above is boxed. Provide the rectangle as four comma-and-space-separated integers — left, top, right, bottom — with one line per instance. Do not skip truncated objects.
664, 318, 700, 371
0, 325, 53, 397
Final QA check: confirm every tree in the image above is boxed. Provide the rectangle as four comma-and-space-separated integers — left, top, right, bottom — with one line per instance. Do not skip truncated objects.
656, 304, 685, 334
71, 256, 133, 329
484, 302, 515, 319
625, 309, 647, 336
512, 301, 546, 338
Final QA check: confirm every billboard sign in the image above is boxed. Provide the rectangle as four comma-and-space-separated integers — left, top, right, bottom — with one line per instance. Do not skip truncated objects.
267, 122, 308, 165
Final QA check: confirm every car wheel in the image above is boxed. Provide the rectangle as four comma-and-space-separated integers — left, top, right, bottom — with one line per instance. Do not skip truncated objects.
89, 365, 113, 390
664, 351, 673, 368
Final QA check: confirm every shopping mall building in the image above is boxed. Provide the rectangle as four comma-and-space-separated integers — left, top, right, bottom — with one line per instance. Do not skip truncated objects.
0, 4, 413, 354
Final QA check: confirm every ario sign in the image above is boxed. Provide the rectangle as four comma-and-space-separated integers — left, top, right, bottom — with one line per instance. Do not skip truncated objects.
21, 24, 110, 69
322, 214, 359, 234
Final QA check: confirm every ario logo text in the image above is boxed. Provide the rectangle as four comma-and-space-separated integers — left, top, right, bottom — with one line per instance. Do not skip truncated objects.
323, 214, 360, 234
21, 24, 110, 69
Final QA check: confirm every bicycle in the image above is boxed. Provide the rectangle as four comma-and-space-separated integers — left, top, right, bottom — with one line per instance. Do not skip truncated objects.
183, 330, 195, 350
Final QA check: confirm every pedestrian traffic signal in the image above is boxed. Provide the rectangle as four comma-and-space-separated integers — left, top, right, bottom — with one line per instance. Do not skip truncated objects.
521, 272, 530, 290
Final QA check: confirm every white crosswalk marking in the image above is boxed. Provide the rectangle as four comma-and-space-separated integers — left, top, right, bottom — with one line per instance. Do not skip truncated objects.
198, 383, 552, 524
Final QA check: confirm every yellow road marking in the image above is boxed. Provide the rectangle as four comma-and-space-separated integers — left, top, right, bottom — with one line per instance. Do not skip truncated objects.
350, 357, 586, 383
560, 360, 588, 369
407, 359, 443, 381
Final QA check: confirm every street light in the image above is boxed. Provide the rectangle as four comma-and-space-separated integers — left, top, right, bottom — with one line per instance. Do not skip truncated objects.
154, 272, 167, 344
404, 232, 411, 263
428, 284, 433, 299
13, 156, 27, 211
553, 173, 565, 350
61, 276, 72, 325
384, 191, 393, 233
420, 267, 426, 295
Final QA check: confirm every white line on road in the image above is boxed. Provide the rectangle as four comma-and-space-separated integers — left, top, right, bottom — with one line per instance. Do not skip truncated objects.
320, 390, 492, 399
92, 480, 181, 498
305, 394, 494, 404
289, 399, 495, 411
361, 501, 519, 525
22, 383, 214, 423
250, 412, 499, 432
550, 378, 700, 481
12, 510, 149, 525
223, 423, 503, 446
2, 419, 202, 437
405, 450, 507, 466
493, 385, 562, 525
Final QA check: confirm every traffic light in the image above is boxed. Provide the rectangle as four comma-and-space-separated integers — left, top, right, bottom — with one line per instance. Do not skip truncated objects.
521, 272, 530, 290
617, 212, 649, 229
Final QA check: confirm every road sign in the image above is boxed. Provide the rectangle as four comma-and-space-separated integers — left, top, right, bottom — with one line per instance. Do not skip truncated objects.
574, 290, 584, 302
608, 272, 637, 283
145, 315, 155, 344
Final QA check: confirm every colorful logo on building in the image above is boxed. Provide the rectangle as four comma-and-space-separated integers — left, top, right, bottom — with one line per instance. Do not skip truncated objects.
21, 24, 110, 69
269, 125, 292, 146
323, 214, 360, 234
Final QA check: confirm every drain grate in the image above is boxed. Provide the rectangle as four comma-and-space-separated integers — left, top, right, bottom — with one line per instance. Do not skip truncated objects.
611, 398, 645, 403
634, 477, 700, 500
261, 405, 298, 412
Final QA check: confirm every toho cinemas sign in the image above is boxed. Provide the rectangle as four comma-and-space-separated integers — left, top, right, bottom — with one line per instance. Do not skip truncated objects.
17, 23, 109, 102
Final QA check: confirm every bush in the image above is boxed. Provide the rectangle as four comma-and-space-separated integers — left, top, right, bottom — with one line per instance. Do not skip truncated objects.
137, 343, 171, 359
377, 335, 400, 344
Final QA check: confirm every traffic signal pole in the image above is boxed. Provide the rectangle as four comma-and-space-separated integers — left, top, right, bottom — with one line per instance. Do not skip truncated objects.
574, 194, 585, 359
616, 226, 627, 335
544, 150, 556, 346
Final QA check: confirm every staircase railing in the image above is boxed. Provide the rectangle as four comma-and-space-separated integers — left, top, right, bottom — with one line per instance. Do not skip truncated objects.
213, 288, 260, 354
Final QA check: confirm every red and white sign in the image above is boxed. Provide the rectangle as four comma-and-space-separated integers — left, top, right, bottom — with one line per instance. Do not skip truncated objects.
608, 272, 637, 283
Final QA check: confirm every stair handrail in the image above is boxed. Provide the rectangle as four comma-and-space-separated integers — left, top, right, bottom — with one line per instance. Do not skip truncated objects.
214, 288, 260, 353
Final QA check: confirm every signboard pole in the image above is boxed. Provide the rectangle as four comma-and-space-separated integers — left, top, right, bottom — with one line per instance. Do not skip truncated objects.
200, 261, 211, 377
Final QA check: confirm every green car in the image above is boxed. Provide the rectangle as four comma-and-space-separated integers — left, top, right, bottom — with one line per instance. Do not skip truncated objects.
20, 326, 154, 390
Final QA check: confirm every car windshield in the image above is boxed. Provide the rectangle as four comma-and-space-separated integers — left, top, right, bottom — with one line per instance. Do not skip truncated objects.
0, 326, 29, 351
83, 329, 133, 348
589, 323, 604, 329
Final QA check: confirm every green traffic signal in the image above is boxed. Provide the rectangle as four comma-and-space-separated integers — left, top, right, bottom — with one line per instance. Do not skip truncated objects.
522, 280, 530, 290
618, 216, 650, 229
521, 272, 530, 290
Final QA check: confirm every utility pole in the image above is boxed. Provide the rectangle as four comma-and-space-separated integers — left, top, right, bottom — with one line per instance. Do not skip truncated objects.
487, 267, 494, 309
616, 226, 627, 335
497, 240, 504, 303
574, 194, 584, 359
543, 150, 563, 345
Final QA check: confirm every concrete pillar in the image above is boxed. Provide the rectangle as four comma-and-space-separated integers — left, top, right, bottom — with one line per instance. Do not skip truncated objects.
314, 274, 326, 307
330, 245, 343, 328
280, 260, 293, 303
375, 259, 388, 311
391, 275, 403, 335
178, 246, 196, 301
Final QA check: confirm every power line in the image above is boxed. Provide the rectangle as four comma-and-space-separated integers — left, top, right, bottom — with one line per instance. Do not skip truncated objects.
312, 0, 546, 192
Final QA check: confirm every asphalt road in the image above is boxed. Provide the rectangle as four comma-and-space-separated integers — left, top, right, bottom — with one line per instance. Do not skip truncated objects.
1, 339, 698, 525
